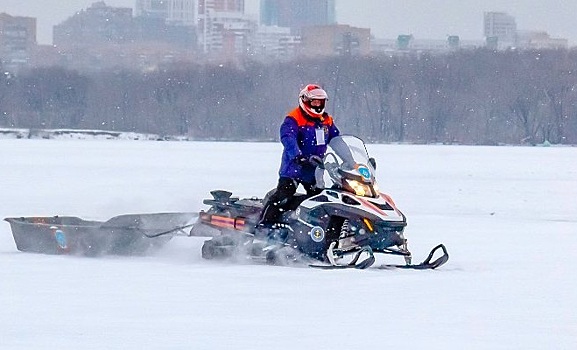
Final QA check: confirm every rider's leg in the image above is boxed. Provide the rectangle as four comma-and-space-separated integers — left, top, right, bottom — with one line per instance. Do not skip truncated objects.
303, 181, 322, 196
258, 177, 298, 226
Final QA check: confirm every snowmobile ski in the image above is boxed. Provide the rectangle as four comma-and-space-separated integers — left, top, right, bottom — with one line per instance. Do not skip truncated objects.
309, 244, 448, 270
375, 244, 449, 270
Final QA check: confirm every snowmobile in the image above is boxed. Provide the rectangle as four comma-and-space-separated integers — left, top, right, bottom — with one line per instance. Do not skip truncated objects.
189, 135, 449, 270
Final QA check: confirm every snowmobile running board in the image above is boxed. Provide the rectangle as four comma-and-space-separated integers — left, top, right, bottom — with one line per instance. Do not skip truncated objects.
309, 244, 449, 270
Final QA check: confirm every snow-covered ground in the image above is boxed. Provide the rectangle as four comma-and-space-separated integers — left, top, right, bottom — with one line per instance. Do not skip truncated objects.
1, 139, 576, 349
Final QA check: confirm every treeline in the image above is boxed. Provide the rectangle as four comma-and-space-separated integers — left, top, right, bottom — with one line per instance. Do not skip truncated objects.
1, 48, 577, 145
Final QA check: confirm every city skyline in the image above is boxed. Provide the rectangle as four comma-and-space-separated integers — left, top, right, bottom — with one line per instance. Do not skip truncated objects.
2, 0, 577, 46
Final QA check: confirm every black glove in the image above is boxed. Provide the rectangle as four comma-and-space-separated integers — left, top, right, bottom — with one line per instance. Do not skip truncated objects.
295, 155, 323, 167
295, 155, 309, 166
308, 155, 323, 167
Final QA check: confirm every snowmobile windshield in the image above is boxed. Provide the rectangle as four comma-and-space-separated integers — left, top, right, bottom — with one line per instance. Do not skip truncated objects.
322, 136, 379, 198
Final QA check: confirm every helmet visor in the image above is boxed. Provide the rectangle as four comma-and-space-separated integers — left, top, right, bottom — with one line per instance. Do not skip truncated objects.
308, 98, 326, 113
310, 99, 324, 107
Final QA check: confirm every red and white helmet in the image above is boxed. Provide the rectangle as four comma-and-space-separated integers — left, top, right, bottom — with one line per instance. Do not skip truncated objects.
299, 84, 328, 118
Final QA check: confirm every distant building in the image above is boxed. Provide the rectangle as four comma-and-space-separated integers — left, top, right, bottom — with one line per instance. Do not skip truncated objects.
299, 24, 370, 57
198, 0, 244, 13
0, 13, 36, 50
54, 2, 196, 48
168, 0, 197, 25
483, 11, 569, 50
0, 13, 36, 72
198, 0, 254, 55
135, 0, 196, 26
396, 34, 413, 50
371, 36, 483, 56
51, 2, 197, 72
135, 0, 167, 19
516, 31, 568, 50
260, 0, 335, 34
484, 12, 517, 49
53, 2, 134, 47
250, 25, 300, 60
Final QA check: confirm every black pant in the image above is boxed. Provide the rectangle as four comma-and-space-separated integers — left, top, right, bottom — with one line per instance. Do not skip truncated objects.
259, 177, 320, 224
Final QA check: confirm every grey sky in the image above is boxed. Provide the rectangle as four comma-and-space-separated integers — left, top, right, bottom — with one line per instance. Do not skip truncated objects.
3, 0, 577, 46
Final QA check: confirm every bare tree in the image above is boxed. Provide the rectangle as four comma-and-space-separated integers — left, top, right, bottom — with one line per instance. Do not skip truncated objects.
5, 48, 577, 145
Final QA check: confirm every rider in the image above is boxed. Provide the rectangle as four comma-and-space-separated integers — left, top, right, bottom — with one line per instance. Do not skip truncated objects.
257, 84, 340, 232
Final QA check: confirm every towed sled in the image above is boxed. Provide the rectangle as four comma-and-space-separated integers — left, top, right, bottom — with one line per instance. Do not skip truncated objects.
4, 213, 196, 256
189, 135, 449, 270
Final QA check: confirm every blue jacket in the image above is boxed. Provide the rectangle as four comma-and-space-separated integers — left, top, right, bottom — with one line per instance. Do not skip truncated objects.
278, 107, 340, 183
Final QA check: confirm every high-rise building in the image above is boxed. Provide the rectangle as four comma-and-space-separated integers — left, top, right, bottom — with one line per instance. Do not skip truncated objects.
168, 0, 197, 25
197, 0, 250, 54
484, 12, 517, 48
198, 0, 244, 14
0, 12, 36, 72
0, 13, 36, 51
250, 25, 300, 60
136, 0, 167, 19
136, 0, 196, 25
260, 0, 335, 33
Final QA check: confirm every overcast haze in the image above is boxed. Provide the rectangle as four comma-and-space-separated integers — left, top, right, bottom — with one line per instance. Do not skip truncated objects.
2, 0, 577, 46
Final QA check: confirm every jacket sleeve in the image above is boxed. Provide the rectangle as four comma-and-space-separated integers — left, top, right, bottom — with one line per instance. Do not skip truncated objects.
280, 116, 301, 159
328, 121, 340, 141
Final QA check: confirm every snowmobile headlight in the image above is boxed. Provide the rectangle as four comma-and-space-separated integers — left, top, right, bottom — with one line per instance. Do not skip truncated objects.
345, 179, 372, 197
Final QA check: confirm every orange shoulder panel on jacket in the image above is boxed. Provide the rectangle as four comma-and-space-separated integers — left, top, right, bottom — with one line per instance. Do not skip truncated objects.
287, 108, 333, 126
286, 107, 310, 126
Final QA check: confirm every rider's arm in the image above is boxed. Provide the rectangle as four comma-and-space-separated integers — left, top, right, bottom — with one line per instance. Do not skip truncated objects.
280, 117, 301, 159
328, 122, 340, 140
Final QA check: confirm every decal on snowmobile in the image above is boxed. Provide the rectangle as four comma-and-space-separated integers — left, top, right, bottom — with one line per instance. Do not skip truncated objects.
309, 226, 325, 242
358, 166, 371, 179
